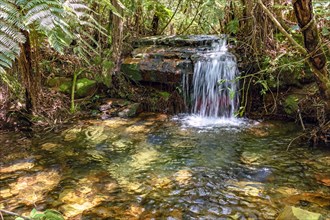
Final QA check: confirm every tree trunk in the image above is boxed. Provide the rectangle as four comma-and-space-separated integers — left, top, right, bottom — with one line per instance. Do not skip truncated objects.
110, 0, 124, 73
151, 14, 159, 35
19, 30, 40, 114
293, 0, 330, 99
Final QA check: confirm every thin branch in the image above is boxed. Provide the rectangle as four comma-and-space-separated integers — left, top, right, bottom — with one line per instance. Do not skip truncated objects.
160, 0, 182, 34
179, 1, 203, 34
286, 133, 306, 151
256, 0, 307, 55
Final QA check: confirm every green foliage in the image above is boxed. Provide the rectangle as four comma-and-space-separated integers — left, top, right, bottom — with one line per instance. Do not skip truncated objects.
256, 79, 269, 95
158, 91, 170, 101
284, 95, 299, 115
0, 0, 25, 73
0, 69, 22, 96
226, 19, 239, 34
15, 208, 64, 220
154, 3, 172, 22
0, 0, 101, 72
321, 27, 329, 36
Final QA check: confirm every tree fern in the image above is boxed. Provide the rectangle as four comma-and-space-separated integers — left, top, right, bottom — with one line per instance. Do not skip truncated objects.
0, 0, 104, 74
63, 0, 107, 63
0, 0, 25, 73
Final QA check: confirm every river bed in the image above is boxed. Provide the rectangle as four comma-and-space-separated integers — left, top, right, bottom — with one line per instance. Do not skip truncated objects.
1, 113, 329, 219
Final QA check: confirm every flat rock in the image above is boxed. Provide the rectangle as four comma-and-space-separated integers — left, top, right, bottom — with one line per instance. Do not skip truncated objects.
276, 206, 324, 220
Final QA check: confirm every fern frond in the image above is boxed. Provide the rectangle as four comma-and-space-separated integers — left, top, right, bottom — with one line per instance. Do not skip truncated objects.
25, 8, 54, 26
0, 34, 20, 50
0, 66, 6, 78
0, 60, 11, 68
0, 53, 15, 67
0, 23, 26, 42
0, 0, 26, 72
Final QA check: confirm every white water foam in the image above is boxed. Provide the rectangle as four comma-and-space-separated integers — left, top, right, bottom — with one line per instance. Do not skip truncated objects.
173, 114, 249, 129
181, 36, 240, 127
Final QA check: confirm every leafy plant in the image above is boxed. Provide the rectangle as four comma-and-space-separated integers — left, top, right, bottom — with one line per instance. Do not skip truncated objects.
226, 19, 239, 34
11, 208, 64, 220
284, 95, 299, 115
0, 0, 102, 72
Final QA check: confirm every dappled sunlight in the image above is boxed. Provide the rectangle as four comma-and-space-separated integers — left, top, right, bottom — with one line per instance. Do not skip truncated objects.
130, 147, 159, 170
0, 161, 35, 173
1, 169, 61, 208
1, 115, 329, 219
58, 171, 118, 218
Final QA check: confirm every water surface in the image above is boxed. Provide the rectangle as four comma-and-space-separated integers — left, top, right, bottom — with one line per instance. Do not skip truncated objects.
1, 113, 329, 219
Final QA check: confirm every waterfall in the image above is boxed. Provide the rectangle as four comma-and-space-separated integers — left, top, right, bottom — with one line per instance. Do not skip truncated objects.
190, 38, 240, 118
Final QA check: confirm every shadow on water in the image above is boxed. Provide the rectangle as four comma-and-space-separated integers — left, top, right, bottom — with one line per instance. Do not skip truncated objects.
0, 114, 330, 219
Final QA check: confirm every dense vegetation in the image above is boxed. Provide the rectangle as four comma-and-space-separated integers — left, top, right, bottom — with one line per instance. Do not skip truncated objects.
0, 0, 329, 142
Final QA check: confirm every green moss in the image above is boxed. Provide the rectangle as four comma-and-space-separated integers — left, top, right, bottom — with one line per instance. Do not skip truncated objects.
59, 78, 96, 98
75, 78, 96, 97
59, 81, 72, 93
158, 91, 170, 101
121, 63, 142, 81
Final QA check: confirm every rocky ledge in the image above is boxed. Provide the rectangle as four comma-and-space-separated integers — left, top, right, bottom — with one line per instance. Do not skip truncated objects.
121, 35, 226, 84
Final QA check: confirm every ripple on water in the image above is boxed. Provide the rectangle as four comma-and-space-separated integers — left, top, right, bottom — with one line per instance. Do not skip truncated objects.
1, 115, 330, 219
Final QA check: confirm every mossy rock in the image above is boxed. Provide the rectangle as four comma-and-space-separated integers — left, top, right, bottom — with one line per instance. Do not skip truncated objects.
76, 78, 96, 97
47, 77, 71, 88
59, 78, 97, 98
59, 81, 72, 94
121, 59, 142, 82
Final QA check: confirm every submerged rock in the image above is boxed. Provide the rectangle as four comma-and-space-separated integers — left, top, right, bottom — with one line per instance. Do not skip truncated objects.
240, 152, 261, 165
227, 181, 265, 197
0, 161, 34, 173
84, 125, 107, 142
315, 173, 330, 187
276, 206, 324, 220
4, 170, 61, 206
173, 169, 192, 185
41, 142, 62, 151
130, 148, 159, 170
99, 98, 141, 118
61, 127, 82, 142
58, 172, 118, 218
282, 192, 330, 208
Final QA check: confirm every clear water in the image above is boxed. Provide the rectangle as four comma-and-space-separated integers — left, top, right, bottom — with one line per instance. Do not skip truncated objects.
1, 114, 329, 219
190, 38, 240, 118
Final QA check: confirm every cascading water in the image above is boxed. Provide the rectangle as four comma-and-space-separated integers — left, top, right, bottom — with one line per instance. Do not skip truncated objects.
191, 37, 240, 118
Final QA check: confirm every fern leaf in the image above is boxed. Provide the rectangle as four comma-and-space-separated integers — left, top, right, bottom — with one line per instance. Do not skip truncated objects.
25, 9, 53, 25
0, 34, 20, 50
0, 54, 15, 66
0, 23, 26, 42
0, 60, 11, 68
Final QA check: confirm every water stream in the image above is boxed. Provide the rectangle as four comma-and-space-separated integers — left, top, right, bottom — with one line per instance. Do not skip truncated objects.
1, 37, 329, 220
189, 38, 239, 118
1, 114, 329, 219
